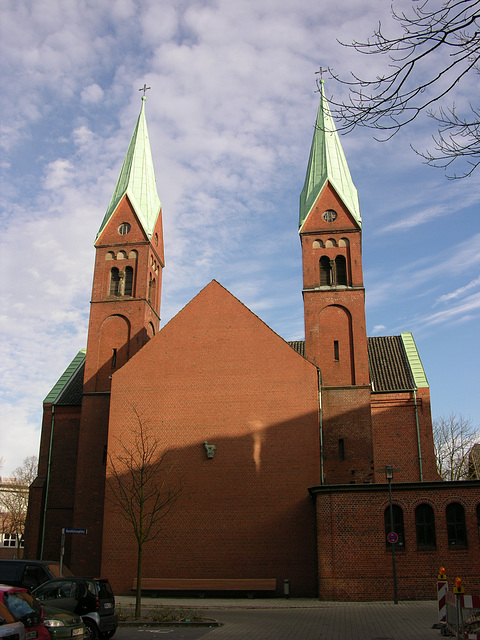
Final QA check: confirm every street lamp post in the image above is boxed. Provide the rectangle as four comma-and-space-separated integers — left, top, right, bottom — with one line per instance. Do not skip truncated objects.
377, 465, 402, 603
385, 465, 399, 604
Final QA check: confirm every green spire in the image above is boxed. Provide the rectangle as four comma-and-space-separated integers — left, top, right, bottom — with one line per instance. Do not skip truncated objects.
97, 96, 161, 240
299, 81, 361, 230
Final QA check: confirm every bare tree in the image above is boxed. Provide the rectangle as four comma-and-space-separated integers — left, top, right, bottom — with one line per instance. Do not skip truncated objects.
106, 408, 182, 618
433, 414, 479, 480
327, 0, 480, 178
0, 456, 38, 545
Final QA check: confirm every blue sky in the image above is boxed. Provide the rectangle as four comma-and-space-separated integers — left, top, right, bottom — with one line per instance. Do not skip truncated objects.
1, 0, 479, 475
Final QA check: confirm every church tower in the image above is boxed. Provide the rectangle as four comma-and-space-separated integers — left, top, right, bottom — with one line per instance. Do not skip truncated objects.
72, 94, 164, 574
300, 81, 373, 484
84, 94, 164, 393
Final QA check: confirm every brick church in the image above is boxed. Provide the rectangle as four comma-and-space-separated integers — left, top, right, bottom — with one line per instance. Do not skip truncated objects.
25, 85, 480, 600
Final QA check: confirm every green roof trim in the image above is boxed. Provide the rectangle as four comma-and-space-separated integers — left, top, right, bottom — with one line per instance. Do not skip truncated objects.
44, 349, 86, 404
97, 97, 161, 241
299, 81, 361, 231
400, 332, 429, 388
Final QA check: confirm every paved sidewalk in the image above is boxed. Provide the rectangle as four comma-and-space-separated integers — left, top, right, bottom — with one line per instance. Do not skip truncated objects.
116, 596, 443, 639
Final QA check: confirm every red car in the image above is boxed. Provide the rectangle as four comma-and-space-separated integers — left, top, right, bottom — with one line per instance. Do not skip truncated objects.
0, 586, 49, 640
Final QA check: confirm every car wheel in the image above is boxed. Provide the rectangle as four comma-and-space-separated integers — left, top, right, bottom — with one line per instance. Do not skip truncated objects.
83, 619, 99, 640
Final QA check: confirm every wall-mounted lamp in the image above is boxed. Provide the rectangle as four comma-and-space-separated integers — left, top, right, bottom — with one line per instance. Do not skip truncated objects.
204, 441, 216, 459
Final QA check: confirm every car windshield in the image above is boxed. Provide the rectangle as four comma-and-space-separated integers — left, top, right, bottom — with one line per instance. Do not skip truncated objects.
4, 591, 41, 624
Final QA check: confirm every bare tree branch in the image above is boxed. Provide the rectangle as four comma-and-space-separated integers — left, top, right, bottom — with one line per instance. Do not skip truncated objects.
0, 456, 38, 545
106, 406, 183, 618
433, 414, 479, 480
327, 0, 480, 177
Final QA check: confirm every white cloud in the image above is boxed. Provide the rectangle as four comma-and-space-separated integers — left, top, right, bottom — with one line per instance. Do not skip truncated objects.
81, 83, 104, 104
435, 276, 480, 305
372, 325, 387, 334
43, 158, 74, 189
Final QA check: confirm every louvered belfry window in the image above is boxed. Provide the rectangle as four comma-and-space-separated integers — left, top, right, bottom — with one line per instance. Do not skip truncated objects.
124, 266, 133, 296
109, 267, 120, 296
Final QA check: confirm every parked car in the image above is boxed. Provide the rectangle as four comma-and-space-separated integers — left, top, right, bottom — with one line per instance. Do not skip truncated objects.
33, 579, 117, 640
41, 606, 84, 640
0, 584, 49, 640
0, 562, 73, 591
0, 598, 25, 640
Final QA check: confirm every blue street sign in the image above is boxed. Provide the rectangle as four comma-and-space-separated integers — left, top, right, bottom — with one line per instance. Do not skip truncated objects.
64, 528, 87, 534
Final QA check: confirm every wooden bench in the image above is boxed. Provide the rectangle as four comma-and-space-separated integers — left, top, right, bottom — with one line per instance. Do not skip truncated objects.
133, 578, 277, 597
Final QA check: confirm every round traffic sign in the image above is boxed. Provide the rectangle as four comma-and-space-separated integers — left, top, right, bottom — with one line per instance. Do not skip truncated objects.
387, 531, 398, 544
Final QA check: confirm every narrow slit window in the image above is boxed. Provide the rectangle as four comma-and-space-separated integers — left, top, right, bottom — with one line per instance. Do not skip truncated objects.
111, 348, 117, 368
339, 438, 345, 461
334, 340, 339, 361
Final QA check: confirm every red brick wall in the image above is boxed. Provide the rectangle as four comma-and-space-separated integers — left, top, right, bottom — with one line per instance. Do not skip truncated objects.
313, 482, 480, 601
69, 394, 110, 576
321, 386, 374, 485
371, 388, 439, 483
102, 280, 321, 597
24, 404, 81, 561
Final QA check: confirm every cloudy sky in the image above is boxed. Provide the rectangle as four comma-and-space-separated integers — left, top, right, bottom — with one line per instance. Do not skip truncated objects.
1, 0, 479, 475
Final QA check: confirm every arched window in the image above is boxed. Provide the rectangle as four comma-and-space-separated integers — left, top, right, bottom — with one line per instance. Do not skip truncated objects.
109, 268, 120, 296
335, 256, 348, 285
384, 504, 405, 549
415, 504, 436, 548
446, 502, 468, 548
124, 266, 133, 296
320, 256, 332, 286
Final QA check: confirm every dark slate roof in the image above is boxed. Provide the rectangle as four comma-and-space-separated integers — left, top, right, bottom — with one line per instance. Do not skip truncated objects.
288, 336, 416, 392
367, 336, 415, 392
288, 341, 305, 358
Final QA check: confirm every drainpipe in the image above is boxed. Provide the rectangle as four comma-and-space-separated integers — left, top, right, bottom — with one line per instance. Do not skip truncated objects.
414, 388, 423, 482
317, 369, 324, 485
40, 404, 55, 559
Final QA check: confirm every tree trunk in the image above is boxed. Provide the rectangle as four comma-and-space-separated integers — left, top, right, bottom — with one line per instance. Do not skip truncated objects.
135, 541, 143, 618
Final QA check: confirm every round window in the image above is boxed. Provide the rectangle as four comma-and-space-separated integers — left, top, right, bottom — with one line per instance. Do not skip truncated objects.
323, 210, 337, 222
118, 222, 131, 235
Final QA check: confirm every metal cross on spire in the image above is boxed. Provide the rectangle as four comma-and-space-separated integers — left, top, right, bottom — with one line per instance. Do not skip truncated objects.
315, 67, 327, 90
139, 84, 151, 97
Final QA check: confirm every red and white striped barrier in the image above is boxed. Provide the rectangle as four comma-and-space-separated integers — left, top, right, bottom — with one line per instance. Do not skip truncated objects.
437, 579, 448, 623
